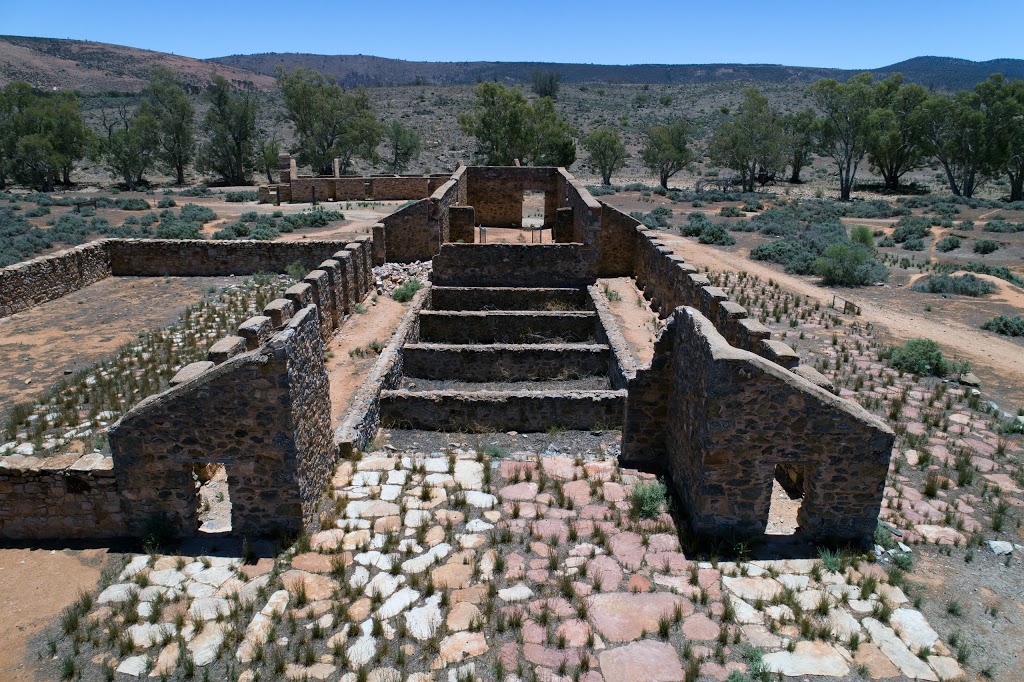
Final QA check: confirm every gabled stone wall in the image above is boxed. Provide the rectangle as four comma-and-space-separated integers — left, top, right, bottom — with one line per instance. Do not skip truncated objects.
623, 307, 894, 544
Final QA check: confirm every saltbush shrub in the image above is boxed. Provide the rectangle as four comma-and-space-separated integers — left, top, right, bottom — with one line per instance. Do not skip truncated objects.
982, 315, 1024, 337
698, 223, 736, 246
973, 239, 999, 254
815, 242, 888, 286
225, 191, 258, 202
891, 216, 931, 243
903, 238, 925, 251
910, 273, 995, 297
886, 338, 963, 377
392, 277, 424, 302
935, 236, 961, 252
178, 204, 217, 224
719, 205, 745, 218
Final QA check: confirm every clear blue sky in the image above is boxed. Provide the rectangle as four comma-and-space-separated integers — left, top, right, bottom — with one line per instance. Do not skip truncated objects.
5, 0, 1022, 67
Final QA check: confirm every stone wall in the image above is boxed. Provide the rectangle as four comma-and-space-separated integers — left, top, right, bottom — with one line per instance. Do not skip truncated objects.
0, 241, 112, 318
108, 239, 352, 277
430, 286, 590, 311
257, 159, 449, 203
402, 343, 611, 382
465, 166, 560, 227
431, 244, 594, 288
380, 390, 625, 432
418, 310, 598, 344
597, 204, 641, 277
622, 307, 894, 544
588, 285, 641, 390
109, 305, 333, 538
557, 170, 603, 269
0, 453, 123, 540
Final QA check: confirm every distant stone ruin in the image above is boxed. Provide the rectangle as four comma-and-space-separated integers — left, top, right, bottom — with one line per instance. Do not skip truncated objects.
0, 165, 893, 545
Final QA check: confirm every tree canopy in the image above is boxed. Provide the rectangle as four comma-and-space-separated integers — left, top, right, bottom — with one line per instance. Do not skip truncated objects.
640, 119, 692, 189
582, 127, 627, 185
708, 88, 786, 192
458, 82, 576, 167
278, 67, 382, 175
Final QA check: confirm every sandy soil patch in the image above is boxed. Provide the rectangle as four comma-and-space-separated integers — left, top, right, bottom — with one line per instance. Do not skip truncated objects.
0, 547, 108, 681
324, 296, 408, 425
0, 276, 235, 416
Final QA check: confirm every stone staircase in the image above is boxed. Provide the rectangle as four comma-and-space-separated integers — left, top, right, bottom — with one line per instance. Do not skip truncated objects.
379, 246, 626, 433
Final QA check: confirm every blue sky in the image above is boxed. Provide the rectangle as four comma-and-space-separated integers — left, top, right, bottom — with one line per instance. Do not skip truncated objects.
5, 0, 1022, 67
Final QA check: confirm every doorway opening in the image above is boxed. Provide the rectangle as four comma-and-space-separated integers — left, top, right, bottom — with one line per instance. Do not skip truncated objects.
192, 462, 232, 534
766, 464, 803, 535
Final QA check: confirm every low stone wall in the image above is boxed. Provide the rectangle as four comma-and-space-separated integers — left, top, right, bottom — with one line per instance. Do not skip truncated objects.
417, 310, 598, 344
108, 239, 352, 277
0, 241, 112, 318
335, 286, 431, 458
258, 166, 449, 204
556, 170, 603, 271
402, 343, 611, 382
622, 307, 893, 544
431, 244, 594, 288
380, 389, 626, 432
430, 286, 591, 311
588, 285, 642, 390
0, 453, 123, 540
109, 305, 333, 538
598, 204, 641, 277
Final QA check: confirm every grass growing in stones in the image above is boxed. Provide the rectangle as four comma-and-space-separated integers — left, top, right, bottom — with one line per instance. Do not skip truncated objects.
0, 272, 295, 458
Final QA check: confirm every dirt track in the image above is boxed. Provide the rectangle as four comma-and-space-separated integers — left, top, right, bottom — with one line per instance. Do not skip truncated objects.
659, 233, 1024, 409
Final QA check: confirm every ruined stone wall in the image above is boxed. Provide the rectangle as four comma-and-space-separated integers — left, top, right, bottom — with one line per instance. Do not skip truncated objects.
335, 287, 430, 457
108, 239, 350, 277
0, 241, 112, 318
557, 170, 603, 272
109, 305, 332, 538
432, 244, 594, 288
430, 165, 467, 245
256, 160, 449, 203
623, 307, 893, 543
0, 453, 123, 539
402, 344, 610, 382
597, 204, 641, 278
466, 166, 558, 227
380, 390, 625, 432
375, 201, 430, 264
588, 285, 641, 390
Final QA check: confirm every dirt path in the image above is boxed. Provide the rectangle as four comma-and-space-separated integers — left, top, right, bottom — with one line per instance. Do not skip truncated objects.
596, 277, 659, 366
324, 297, 408, 425
659, 233, 1024, 408
0, 548, 108, 681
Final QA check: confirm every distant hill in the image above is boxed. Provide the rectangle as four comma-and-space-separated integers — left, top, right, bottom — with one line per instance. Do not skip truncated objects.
210, 53, 1024, 91
0, 35, 276, 93
1, 35, 1021, 94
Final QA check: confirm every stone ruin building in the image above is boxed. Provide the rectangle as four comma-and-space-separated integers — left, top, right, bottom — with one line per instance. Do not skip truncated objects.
0, 160, 894, 546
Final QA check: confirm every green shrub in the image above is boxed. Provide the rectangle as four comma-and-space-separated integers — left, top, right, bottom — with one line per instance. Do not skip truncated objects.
23, 205, 50, 218
841, 199, 909, 219
815, 242, 887, 286
280, 208, 344, 230
157, 197, 176, 208
903, 238, 925, 251
179, 203, 217, 224
742, 200, 764, 212
973, 239, 999, 254
982, 220, 1024, 233
910, 274, 995, 297
957, 220, 974, 231
113, 198, 151, 211
982, 315, 1024, 337
240, 211, 259, 222
698, 223, 736, 246
391, 278, 424, 302
225, 191, 258, 202
935, 236, 961, 252
891, 216, 931, 243
953, 262, 1024, 287
630, 480, 667, 519
877, 235, 895, 247
630, 205, 672, 229
681, 212, 709, 237
849, 225, 874, 247
720, 205, 745, 218
888, 338, 963, 377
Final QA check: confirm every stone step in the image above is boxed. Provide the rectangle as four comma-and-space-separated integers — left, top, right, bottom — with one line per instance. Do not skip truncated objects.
417, 310, 598, 344
379, 389, 626, 432
402, 342, 611, 382
401, 377, 612, 392
430, 286, 591, 311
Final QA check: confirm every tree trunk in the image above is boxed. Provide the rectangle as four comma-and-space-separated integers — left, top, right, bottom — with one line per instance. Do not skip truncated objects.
176, 163, 185, 185
659, 169, 669, 189
601, 171, 611, 185
1008, 172, 1023, 202
62, 166, 71, 187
